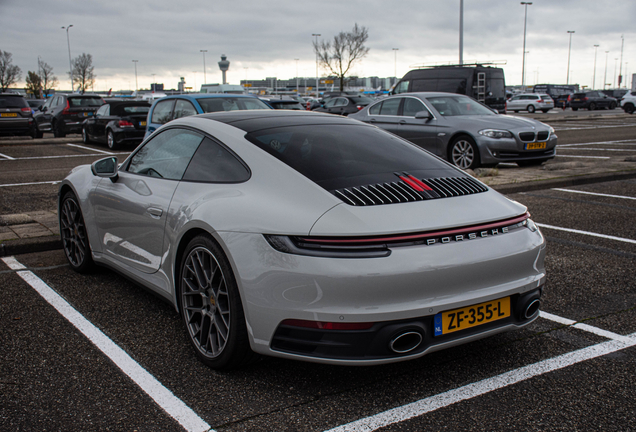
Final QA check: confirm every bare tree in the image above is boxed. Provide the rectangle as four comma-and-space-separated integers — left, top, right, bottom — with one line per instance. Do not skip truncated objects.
0, 50, 22, 92
69, 53, 96, 94
25, 71, 42, 98
313, 24, 370, 92
38, 59, 58, 98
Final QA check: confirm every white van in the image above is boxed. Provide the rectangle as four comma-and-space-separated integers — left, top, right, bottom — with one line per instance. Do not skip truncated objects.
200, 84, 246, 94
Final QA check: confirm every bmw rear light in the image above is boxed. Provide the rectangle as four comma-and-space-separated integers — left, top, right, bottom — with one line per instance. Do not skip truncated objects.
61, 101, 70, 116
357, 105, 364, 111
118, 120, 134, 128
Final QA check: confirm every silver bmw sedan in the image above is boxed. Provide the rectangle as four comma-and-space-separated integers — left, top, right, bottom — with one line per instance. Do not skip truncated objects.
59, 110, 546, 369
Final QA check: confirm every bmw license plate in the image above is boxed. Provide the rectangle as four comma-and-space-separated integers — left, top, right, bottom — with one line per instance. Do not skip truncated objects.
526, 142, 547, 150
434, 297, 510, 336
1, 113, 18, 117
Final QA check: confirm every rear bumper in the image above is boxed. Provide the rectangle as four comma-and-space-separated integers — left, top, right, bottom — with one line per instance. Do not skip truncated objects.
0, 117, 33, 135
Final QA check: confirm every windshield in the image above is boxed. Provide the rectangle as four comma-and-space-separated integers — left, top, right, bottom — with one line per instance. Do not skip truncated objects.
196, 97, 270, 112
426, 95, 495, 116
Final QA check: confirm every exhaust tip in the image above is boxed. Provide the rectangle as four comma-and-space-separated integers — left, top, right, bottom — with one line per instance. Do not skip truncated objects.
389, 331, 423, 354
525, 299, 541, 319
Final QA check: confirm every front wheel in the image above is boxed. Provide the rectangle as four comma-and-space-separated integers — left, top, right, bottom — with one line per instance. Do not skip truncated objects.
571, 107, 579, 111
179, 235, 256, 370
449, 136, 480, 170
624, 104, 635, 114
517, 159, 548, 167
609, 102, 616, 110
53, 121, 66, 138
82, 127, 91, 144
60, 191, 94, 273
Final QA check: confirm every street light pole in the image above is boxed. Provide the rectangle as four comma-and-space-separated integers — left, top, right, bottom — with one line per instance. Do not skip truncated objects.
619, 35, 624, 87
459, 0, 463, 65
132, 60, 138, 92
312, 34, 321, 97
62, 25, 74, 92
200, 50, 208, 85
295, 59, 299, 94
604, 51, 609, 90
521, 2, 532, 88
593, 45, 599, 89
392, 48, 399, 81
524, 51, 529, 86
566, 30, 575, 85
614, 58, 619, 88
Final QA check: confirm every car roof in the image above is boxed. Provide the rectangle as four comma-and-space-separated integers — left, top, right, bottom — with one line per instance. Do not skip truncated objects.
196, 110, 362, 133
159, 93, 258, 101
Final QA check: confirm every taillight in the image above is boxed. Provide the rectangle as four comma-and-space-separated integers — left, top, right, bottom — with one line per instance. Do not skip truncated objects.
118, 120, 134, 128
61, 100, 70, 115
21, 107, 31, 114
537, 99, 543, 103
583, 97, 588, 101
357, 105, 363, 111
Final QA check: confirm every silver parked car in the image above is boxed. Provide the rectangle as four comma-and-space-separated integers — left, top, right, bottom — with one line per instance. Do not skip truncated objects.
506, 93, 554, 113
349, 92, 557, 170
59, 111, 546, 369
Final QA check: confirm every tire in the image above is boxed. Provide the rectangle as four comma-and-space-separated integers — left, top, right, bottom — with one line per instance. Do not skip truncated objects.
179, 235, 256, 370
588, 102, 596, 111
449, 135, 480, 170
609, 102, 616, 110
517, 159, 548, 167
513, 110, 519, 113
527, 105, 536, 113
82, 127, 91, 144
624, 104, 635, 114
107, 130, 119, 150
59, 191, 94, 273
571, 107, 578, 111
34, 126, 43, 139
53, 120, 66, 138
541, 109, 550, 113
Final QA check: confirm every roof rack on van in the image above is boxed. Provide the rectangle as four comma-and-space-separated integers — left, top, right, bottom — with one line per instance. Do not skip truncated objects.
409, 61, 507, 69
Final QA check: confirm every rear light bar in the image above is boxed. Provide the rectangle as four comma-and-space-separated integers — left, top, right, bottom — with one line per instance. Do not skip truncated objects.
21, 107, 32, 113
281, 319, 374, 330
61, 100, 70, 116
118, 120, 134, 128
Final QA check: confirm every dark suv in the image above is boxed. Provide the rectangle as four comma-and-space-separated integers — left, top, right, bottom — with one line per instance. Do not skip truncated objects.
33, 94, 104, 137
570, 91, 618, 111
0, 93, 35, 137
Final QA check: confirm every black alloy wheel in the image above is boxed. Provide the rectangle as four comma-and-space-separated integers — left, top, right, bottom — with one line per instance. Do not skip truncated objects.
60, 191, 93, 273
179, 235, 256, 369
449, 135, 480, 170
589, 102, 596, 110
625, 104, 635, 114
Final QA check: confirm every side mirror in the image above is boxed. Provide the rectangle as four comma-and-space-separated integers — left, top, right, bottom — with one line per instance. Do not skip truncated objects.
91, 157, 119, 182
415, 110, 432, 119
41, 106, 47, 112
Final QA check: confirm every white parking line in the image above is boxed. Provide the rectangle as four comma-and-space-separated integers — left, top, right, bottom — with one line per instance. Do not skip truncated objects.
1, 256, 212, 432
0, 152, 128, 161
66, 143, 115, 154
325, 320, 635, 432
559, 148, 636, 152
0, 180, 61, 187
551, 188, 636, 200
555, 155, 611, 159
558, 139, 636, 147
536, 223, 636, 244
0, 152, 16, 160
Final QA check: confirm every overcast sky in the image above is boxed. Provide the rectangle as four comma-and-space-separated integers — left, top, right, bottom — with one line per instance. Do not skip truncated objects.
1, 0, 635, 92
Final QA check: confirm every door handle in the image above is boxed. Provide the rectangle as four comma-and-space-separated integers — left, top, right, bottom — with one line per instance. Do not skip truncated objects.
399, 120, 407, 124
369, 118, 376, 123
147, 207, 163, 219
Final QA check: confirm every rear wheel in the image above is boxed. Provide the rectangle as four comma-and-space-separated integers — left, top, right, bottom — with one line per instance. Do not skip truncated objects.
107, 130, 119, 150
588, 102, 596, 110
624, 104, 635, 114
541, 109, 550, 113
60, 191, 94, 273
53, 120, 66, 138
34, 126, 43, 139
571, 107, 579, 111
609, 102, 617, 110
527, 105, 536, 113
179, 235, 256, 370
449, 135, 480, 170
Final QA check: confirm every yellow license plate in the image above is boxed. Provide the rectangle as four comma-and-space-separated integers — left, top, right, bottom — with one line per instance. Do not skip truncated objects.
526, 142, 547, 150
434, 297, 510, 336
1, 113, 18, 117
140, 121, 146, 126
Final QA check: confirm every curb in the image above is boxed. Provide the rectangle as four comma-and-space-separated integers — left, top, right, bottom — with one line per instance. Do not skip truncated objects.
0, 235, 62, 257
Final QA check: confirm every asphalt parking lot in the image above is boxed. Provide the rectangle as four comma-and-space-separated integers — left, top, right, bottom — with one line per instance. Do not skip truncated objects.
1, 110, 635, 431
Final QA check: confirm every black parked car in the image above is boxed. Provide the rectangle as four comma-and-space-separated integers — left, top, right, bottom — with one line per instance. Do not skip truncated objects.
82, 100, 150, 149
33, 94, 105, 137
312, 95, 373, 116
570, 91, 618, 111
0, 93, 35, 137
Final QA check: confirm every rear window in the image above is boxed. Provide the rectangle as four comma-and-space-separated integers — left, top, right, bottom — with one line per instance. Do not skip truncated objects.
0, 95, 28, 108
245, 124, 457, 191
69, 97, 104, 107
196, 97, 270, 113
114, 105, 150, 115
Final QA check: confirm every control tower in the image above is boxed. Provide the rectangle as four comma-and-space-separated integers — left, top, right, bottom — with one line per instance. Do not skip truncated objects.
218, 54, 230, 85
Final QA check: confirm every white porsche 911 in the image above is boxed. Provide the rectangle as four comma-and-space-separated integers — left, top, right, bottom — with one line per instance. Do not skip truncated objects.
59, 110, 546, 369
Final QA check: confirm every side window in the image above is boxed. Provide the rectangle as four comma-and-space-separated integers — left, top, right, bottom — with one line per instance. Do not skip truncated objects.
394, 80, 410, 94
369, 102, 381, 115
151, 99, 175, 124
54, 96, 63, 107
324, 99, 337, 108
96, 105, 109, 116
403, 98, 427, 117
173, 99, 197, 119
335, 98, 349, 107
183, 137, 250, 183
127, 128, 204, 180
380, 98, 400, 115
